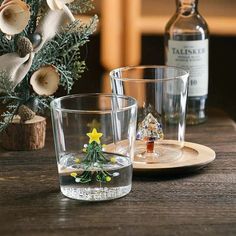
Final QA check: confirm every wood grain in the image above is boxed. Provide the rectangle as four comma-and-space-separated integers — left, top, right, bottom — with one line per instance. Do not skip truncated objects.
0, 109, 235, 236
1, 116, 46, 151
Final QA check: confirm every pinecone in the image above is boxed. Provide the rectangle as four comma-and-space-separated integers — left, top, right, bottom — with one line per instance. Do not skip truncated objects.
18, 105, 36, 122
17, 37, 33, 58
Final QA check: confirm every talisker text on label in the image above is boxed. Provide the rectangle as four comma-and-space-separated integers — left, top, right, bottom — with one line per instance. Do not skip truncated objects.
171, 48, 205, 55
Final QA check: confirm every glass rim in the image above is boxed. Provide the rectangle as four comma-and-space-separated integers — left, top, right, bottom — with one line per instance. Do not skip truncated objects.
50, 93, 137, 114
110, 65, 189, 82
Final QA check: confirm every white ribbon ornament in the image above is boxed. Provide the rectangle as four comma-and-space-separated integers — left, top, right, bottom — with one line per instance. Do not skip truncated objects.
0, 0, 75, 90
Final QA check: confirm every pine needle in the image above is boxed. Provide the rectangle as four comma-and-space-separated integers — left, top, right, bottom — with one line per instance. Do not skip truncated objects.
69, 0, 95, 14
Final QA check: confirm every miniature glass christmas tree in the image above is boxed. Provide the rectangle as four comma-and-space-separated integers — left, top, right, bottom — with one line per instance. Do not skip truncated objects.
136, 113, 164, 160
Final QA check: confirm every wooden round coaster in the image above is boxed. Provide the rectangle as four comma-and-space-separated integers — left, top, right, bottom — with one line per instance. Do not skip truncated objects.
133, 141, 216, 172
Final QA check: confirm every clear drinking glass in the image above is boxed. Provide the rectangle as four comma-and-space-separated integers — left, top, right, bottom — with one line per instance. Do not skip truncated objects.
51, 94, 137, 201
110, 66, 189, 164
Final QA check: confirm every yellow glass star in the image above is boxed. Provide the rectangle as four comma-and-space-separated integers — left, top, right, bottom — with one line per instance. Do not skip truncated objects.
86, 128, 103, 144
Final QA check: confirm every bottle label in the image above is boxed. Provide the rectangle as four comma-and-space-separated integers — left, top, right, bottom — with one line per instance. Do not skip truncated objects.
167, 39, 208, 97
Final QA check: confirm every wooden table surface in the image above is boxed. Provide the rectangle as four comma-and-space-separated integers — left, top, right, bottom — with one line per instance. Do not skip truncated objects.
0, 109, 235, 236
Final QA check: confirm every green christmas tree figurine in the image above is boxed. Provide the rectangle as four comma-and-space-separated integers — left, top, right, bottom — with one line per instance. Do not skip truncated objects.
70, 128, 119, 184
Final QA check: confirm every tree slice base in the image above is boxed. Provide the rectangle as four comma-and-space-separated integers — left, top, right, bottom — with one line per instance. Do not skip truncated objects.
1, 115, 46, 151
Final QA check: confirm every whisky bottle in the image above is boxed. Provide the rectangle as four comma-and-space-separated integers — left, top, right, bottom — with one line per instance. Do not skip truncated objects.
164, 0, 209, 124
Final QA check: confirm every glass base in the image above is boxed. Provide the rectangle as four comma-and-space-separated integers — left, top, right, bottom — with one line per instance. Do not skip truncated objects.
58, 152, 132, 201
60, 185, 131, 201
134, 140, 183, 164
103, 139, 183, 165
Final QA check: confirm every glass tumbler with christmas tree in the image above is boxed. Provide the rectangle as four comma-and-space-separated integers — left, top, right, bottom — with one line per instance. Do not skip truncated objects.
51, 94, 137, 201
110, 66, 189, 164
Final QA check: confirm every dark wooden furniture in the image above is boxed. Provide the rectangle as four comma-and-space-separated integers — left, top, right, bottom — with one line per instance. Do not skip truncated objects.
0, 109, 235, 236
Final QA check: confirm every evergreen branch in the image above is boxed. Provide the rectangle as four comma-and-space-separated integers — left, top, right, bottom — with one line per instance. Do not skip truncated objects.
67, 14, 98, 35
0, 102, 20, 132
0, 71, 16, 97
69, 0, 95, 14
33, 15, 97, 65
25, 0, 45, 36
56, 65, 74, 93
30, 15, 98, 93
31, 15, 97, 70
0, 0, 97, 133
0, 96, 22, 101
37, 96, 54, 112
70, 60, 86, 82
0, 71, 22, 131
0, 33, 15, 55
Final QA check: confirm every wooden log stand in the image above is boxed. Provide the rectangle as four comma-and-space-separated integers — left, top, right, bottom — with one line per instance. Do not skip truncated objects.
1, 115, 46, 151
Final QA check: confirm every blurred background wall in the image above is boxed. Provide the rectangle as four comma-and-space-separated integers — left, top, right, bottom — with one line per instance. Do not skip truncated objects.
73, 0, 236, 120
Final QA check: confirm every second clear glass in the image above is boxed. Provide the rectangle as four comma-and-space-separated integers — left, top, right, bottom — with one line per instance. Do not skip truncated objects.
110, 66, 189, 164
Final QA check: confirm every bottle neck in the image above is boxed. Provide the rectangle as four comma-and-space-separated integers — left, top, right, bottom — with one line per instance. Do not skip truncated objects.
176, 0, 198, 14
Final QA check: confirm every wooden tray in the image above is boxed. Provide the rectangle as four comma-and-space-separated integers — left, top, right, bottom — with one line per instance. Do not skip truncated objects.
133, 141, 216, 173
